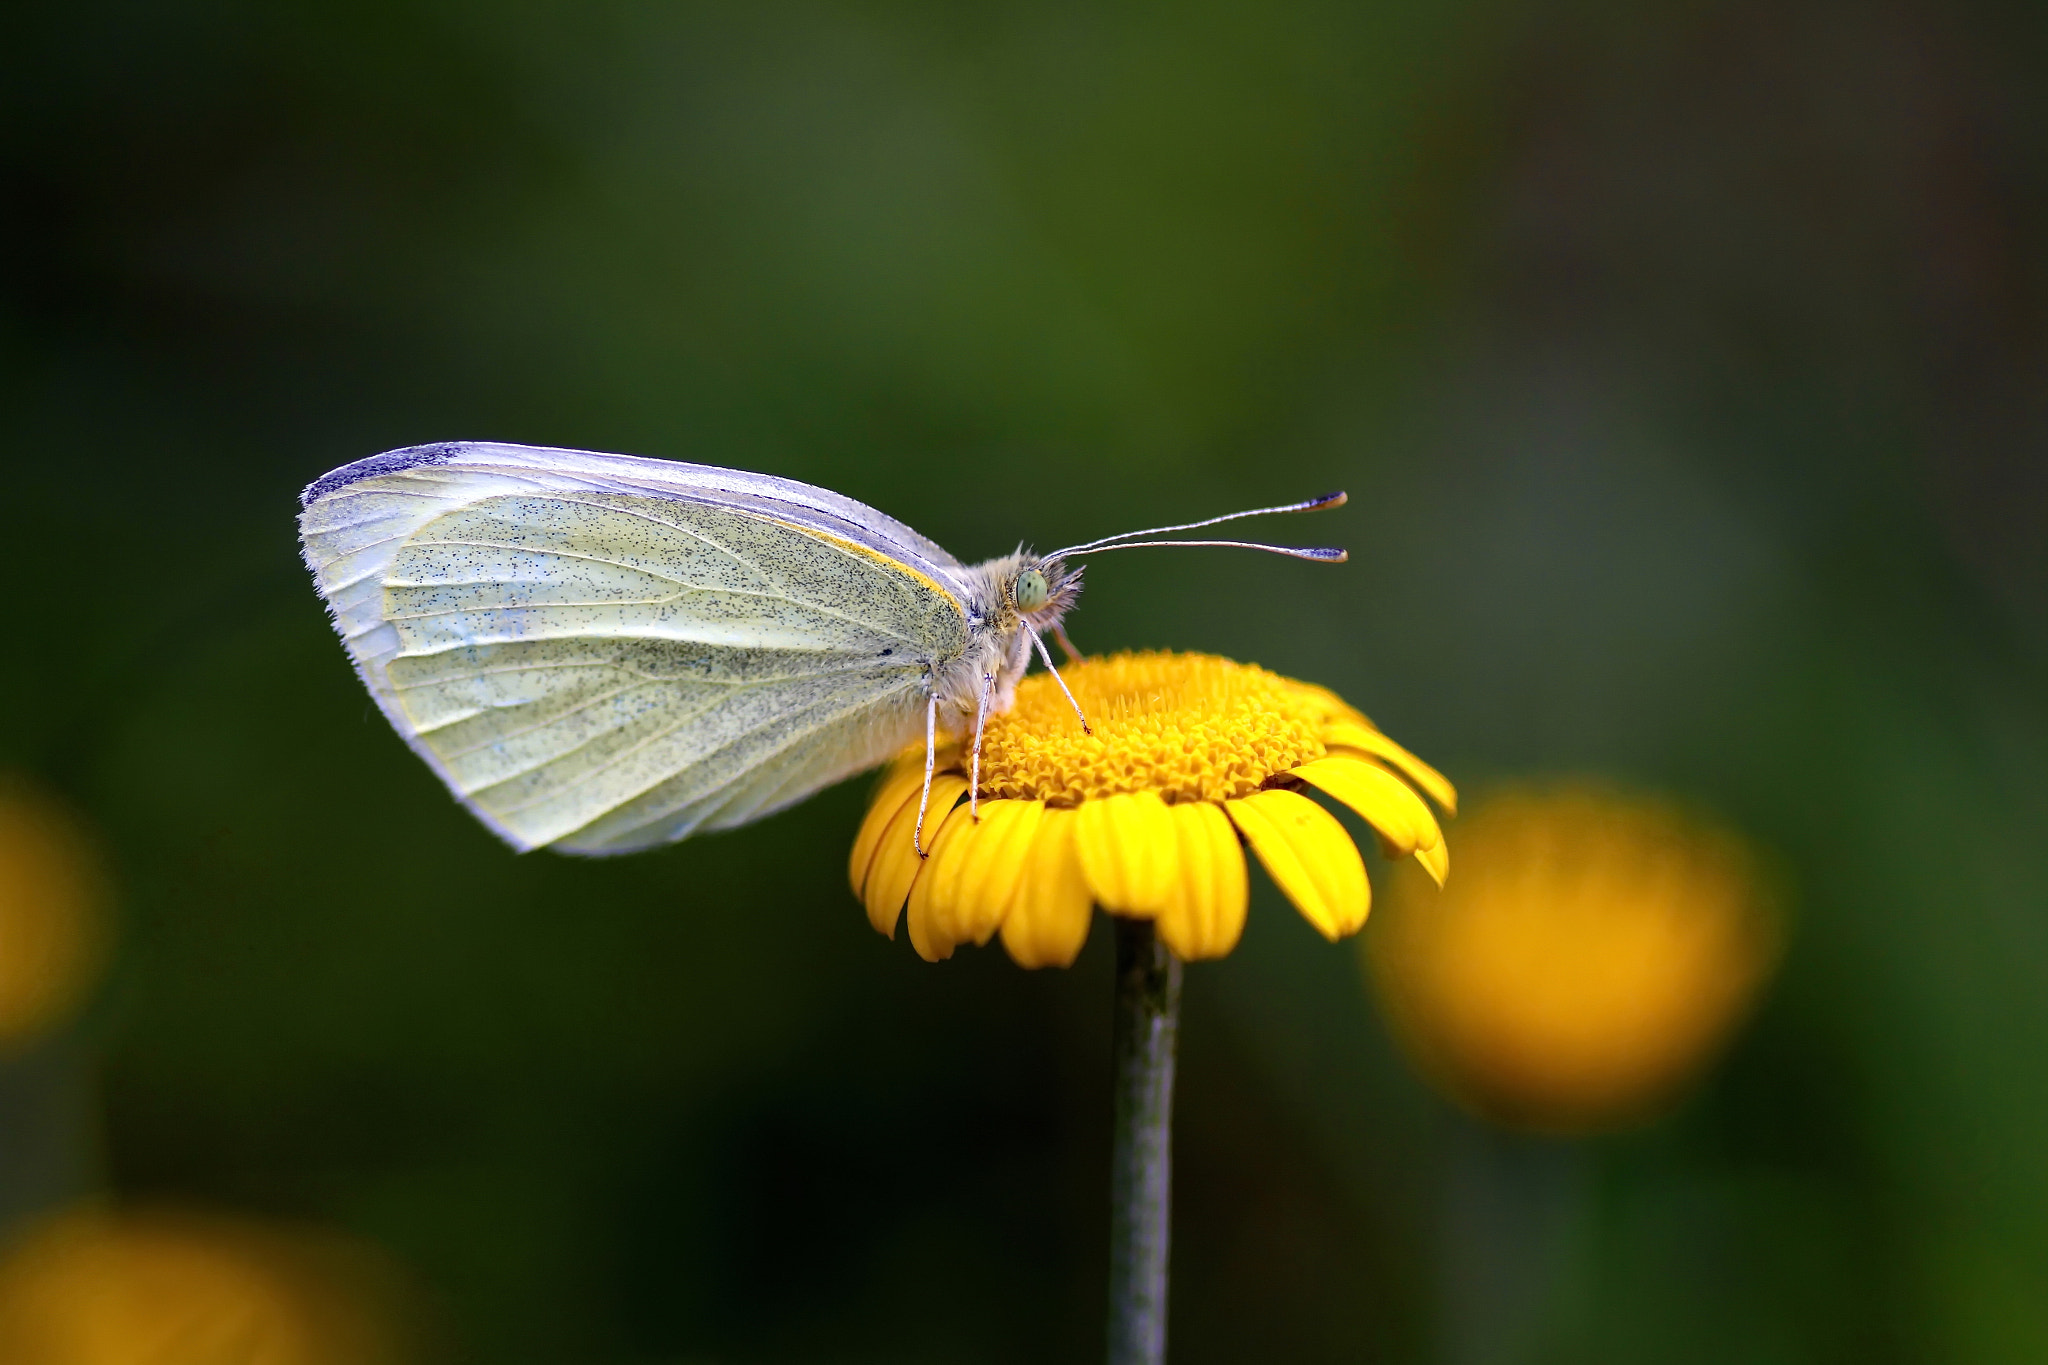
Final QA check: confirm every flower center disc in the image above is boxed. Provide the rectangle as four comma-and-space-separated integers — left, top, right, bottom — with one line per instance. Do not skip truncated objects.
975, 651, 1328, 805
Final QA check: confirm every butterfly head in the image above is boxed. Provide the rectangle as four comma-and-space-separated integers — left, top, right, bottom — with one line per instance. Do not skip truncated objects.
1004, 555, 1082, 628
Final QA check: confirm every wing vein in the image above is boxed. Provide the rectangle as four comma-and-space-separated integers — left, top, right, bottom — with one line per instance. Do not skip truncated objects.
482, 671, 921, 818
400, 539, 689, 583
392, 654, 906, 692
424, 680, 670, 755
561, 681, 922, 845
393, 534, 928, 646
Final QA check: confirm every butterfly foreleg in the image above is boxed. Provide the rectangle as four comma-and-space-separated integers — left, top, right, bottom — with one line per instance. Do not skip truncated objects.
969, 669, 995, 822
1026, 624, 1092, 736
914, 693, 938, 859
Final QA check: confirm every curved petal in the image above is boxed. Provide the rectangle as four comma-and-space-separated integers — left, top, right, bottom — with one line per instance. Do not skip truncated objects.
1414, 834, 1449, 888
1290, 755, 1441, 854
1001, 808, 1095, 969
862, 773, 969, 939
1225, 788, 1370, 940
849, 763, 929, 899
1074, 791, 1180, 917
907, 800, 1047, 958
1154, 802, 1248, 961
1282, 679, 1375, 731
1322, 721, 1457, 815
904, 802, 976, 962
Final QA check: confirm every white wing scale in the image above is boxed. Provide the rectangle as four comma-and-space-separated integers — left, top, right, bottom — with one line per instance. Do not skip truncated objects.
299, 443, 972, 854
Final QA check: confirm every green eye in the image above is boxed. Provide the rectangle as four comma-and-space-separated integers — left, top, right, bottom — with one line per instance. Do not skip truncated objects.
1014, 568, 1050, 612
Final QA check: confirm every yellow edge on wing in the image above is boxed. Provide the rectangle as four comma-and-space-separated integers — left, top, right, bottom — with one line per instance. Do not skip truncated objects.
758, 516, 966, 616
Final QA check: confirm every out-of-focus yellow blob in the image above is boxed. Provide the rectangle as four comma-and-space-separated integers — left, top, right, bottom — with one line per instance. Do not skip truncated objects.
0, 777, 113, 1050
0, 1207, 415, 1365
1367, 785, 1780, 1134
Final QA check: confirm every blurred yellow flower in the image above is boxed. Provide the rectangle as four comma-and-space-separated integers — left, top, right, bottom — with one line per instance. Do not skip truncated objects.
0, 777, 113, 1051
850, 651, 1455, 966
0, 1207, 415, 1365
0, 1203, 415, 1365
1367, 784, 1780, 1133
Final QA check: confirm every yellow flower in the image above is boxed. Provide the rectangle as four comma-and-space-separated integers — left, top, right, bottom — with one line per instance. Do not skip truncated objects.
849, 652, 1455, 967
1367, 784, 1781, 1134
0, 777, 113, 1052
0, 1207, 415, 1365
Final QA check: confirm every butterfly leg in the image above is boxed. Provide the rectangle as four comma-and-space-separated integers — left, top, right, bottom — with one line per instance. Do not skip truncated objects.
914, 693, 938, 858
1026, 624, 1092, 735
970, 670, 995, 821
1053, 621, 1085, 665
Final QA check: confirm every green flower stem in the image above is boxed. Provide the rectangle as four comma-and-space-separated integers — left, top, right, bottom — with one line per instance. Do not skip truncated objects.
1108, 917, 1183, 1365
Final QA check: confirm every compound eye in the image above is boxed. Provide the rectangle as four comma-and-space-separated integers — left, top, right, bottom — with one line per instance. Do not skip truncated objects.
1014, 568, 1050, 612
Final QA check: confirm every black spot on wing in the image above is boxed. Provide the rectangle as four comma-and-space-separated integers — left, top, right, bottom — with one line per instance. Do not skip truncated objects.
300, 442, 465, 506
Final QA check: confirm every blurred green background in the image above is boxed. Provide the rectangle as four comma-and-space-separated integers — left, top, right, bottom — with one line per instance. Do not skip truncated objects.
5, 1, 2047, 1360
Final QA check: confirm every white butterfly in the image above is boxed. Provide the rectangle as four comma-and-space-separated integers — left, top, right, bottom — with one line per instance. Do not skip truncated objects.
299, 442, 1344, 855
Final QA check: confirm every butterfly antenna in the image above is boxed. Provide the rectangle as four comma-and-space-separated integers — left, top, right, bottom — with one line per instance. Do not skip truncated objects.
1046, 490, 1345, 560
1062, 539, 1347, 562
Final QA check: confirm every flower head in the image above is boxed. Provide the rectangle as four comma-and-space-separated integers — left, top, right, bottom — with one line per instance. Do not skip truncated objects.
849, 652, 1454, 967
0, 777, 112, 1053
1367, 784, 1780, 1133
0, 1207, 414, 1364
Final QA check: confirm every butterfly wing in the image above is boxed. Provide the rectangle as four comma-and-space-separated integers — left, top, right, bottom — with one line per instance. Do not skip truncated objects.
299, 443, 971, 854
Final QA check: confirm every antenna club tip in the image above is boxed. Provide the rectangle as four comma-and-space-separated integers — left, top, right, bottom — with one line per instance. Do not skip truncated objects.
1312, 490, 1348, 509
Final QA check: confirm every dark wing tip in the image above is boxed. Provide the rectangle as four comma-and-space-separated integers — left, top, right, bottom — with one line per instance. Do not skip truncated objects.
299, 442, 466, 507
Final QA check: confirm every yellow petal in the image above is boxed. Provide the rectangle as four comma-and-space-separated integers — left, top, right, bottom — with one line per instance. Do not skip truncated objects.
1323, 721, 1457, 815
1002, 808, 1095, 969
1414, 834, 1449, 887
863, 773, 969, 939
907, 800, 1047, 957
1073, 791, 1182, 916
1154, 802, 1248, 961
1282, 679, 1375, 731
1226, 788, 1370, 940
905, 801, 977, 962
1290, 754, 1442, 854
849, 763, 928, 899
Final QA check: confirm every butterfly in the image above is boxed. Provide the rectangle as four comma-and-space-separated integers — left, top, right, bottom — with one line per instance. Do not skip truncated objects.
298, 442, 1346, 855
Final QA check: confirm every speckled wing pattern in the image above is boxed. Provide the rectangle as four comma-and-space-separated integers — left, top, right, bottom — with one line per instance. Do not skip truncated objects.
298, 443, 971, 854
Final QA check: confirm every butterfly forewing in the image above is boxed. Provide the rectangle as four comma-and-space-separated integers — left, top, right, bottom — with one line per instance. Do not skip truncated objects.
301, 452, 969, 853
